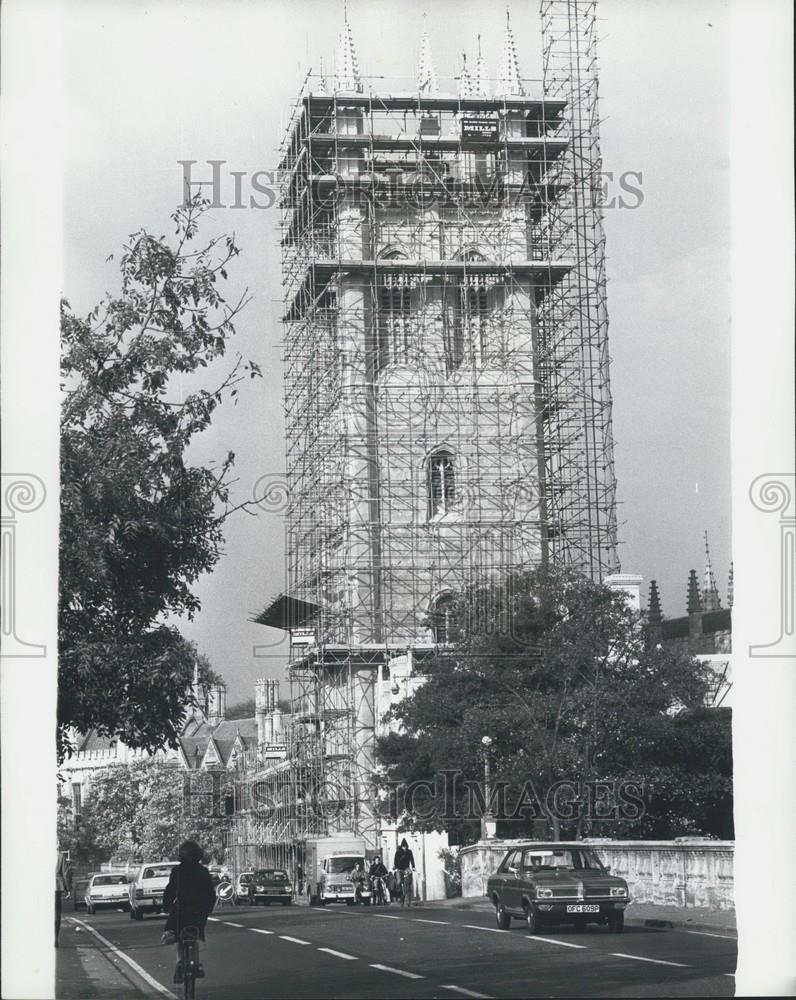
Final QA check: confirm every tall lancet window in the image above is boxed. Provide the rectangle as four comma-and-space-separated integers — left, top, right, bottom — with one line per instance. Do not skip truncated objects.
446, 273, 489, 371
428, 449, 456, 517
430, 594, 457, 645
378, 272, 412, 368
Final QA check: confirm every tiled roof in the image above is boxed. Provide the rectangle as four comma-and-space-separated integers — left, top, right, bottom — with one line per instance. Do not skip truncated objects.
78, 731, 118, 753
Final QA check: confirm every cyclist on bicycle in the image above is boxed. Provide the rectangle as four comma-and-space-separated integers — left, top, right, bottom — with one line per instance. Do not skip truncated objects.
163, 841, 216, 984
392, 838, 416, 905
368, 855, 389, 904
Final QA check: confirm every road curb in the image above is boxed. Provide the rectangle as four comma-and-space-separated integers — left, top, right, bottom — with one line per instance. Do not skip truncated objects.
421, 899, 736, 937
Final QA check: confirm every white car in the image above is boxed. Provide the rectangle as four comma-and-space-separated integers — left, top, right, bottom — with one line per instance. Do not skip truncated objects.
128, 861, 179, 920
234, 871, 254, 904
85, 873, 130, 914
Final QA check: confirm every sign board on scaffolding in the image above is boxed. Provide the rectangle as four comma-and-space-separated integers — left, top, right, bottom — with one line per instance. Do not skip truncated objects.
264, 744, 288, 760
461, 116, 499, 142
290, 628, 316, 646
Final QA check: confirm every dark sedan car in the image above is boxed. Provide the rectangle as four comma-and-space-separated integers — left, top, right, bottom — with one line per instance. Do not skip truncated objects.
487, 843, 630, 934
250, 868, 293, 906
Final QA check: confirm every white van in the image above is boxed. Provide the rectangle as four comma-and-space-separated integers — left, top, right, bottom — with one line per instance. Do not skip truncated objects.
318, 854, 371, 906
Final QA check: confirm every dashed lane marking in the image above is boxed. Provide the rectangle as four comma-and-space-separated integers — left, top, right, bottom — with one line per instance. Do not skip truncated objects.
369, 963, 424, 979
317, 947, 358, 960
414, 918, 449, 925
525, 935, 587, 949
224, 922, 244, 928
249, 928, 274, 935
279, 935, 311, 945
440, 986, 493, 998
683, 930, 737, 940
463, 924, 506, 933
372, 914, 402, 920
68, 918, 179, 1000
611, 952, 690, 968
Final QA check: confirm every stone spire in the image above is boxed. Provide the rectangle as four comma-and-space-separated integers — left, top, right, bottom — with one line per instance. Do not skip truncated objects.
458, 52, 473, 99
474, 34, 489, 96
702, 530, 722, 611
647, 580, 663, 623
686, 569, 702, 615
417, 16, 438, 95
727, 561, 734, 609
336, 2, 362, 93
497, 8, 524, 96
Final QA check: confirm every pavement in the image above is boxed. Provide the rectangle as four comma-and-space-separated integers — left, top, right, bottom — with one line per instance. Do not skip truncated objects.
56, 897, 737, 999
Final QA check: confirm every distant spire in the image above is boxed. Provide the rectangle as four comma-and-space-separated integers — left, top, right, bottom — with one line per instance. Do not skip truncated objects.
647, 580, 663, 623
727, 561, 734, 609
336, 2, 362, 93
417, 15, 438, 95
497, 8, 524, 96
474, 34, 489, 96
459, 52, 473, 99
686, 569, 703, 614
702, 531, 722, 611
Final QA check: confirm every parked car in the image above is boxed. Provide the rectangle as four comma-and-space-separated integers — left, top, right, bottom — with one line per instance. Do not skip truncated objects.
486, 843, 630, 934
128, 861, 179, 920
85, 873, 131, 915
234, 871, 254, 904
72, 874, 95, 912
250, 868, 293, 906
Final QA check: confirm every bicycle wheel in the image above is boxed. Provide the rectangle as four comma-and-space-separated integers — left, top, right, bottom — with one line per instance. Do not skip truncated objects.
183, 943, 196, 1000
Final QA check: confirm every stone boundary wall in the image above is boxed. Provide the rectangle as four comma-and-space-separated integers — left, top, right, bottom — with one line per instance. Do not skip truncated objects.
460, 839, 734, 910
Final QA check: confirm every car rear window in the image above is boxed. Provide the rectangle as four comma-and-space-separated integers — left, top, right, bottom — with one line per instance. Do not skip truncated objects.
93, 875, 128, 885
142, 865, 177, 879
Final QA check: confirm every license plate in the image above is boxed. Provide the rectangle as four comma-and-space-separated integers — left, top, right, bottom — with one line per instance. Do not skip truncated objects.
567, 904, 599, 913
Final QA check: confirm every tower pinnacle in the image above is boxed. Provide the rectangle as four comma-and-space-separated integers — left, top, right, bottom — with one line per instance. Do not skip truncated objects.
336, 3, 363, 93
459, 52, 473, 99
497, 8, 524, 96
417, 16, 438, 95
474, 34, 489, 96
702, 530, 722, 611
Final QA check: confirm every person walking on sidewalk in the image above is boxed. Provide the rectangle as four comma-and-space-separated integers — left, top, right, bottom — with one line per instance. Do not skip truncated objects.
162, 841, 216, 984
55, 849, 72, 947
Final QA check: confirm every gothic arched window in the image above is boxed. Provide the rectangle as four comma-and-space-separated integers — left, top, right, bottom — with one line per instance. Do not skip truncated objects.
377, 253, 412, 369
428, 449, 456, 517
430, 594, 457, 645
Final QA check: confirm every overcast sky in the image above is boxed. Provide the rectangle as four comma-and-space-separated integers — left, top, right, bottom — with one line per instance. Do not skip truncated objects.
62, 0, 731, 704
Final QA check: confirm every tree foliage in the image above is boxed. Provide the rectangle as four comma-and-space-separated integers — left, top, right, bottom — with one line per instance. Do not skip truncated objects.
76, 760, 233, 864
59, 196, 260, 760
375, 567, 732, 840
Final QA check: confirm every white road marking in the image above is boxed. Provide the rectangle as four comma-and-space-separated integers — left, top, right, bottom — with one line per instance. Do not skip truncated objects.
525, 935, 586, 949
373, 913, 402, 919
441, 986, 493, 999
249, 927, 274, 935
207, 916, 219, 921
463, 924, 506, 933
414, 918, 449, 925
369, 963, 424, 979
224, 921, 244, 928
279, 935, 311, 945
317, 947, 358, 960
68, 918, 179, 1000
724, 973, 736, 977
611, 952, 690, 968
683, 930, 737, 940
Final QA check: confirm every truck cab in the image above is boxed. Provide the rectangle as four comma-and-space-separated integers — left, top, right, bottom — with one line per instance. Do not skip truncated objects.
318, 853, 371, 906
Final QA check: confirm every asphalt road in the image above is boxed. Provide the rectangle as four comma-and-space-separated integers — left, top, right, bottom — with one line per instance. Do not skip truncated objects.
65, 901, 737, 999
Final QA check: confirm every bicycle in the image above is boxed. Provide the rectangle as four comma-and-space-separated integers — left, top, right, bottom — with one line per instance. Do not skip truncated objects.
394, 869, 414, 908
179, 926, 201, 999
370, 874, 387, 905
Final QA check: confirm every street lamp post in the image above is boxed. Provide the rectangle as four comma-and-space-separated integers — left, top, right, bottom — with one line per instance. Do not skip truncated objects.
480, 736, 496, 841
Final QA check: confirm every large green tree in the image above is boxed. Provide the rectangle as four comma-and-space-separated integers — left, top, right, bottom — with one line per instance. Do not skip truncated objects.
59, 196, 260, 760
376, 567, 732, 840
77, 760, 233, 864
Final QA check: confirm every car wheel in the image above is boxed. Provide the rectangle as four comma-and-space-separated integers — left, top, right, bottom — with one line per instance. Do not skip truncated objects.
87, 904, 95, 916
129, 907, 136, 920
608, 912, 624, 934
495, 900, 511, 930
363, 898, 371, 906
574, 917, 587, 933
523, 902, 538, 934
135, 908, 144, 921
